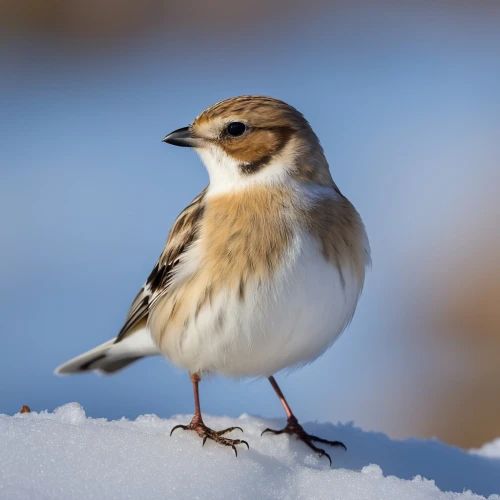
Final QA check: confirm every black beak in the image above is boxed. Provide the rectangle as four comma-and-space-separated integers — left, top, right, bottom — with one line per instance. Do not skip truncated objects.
162, 126, 201, 148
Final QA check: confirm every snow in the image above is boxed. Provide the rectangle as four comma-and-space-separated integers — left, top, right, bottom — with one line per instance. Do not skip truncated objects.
1, 403, 499, 500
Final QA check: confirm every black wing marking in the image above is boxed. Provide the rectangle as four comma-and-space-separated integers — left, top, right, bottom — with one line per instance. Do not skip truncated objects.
115, 187, 207, 344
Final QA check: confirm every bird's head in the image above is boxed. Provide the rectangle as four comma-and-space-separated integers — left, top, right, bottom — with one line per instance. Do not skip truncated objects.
163, 95, 335, 194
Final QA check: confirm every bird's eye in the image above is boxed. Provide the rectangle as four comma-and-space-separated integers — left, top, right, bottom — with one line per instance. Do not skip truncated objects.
226, 122, 247, 137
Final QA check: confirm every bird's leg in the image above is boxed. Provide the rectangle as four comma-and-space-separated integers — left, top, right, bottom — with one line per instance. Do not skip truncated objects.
170, 373, 249, 456
261, 375, 346, 466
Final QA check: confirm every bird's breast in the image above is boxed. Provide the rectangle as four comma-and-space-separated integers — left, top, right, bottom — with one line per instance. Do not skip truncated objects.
147, 184, 369, 376
150, 225, 364, 376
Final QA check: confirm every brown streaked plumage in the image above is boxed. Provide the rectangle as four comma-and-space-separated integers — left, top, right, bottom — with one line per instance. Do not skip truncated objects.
192, 95, 339, 188
304, 196, 369, 288
55, 95, 370, 465
149, 183, 367, 352
149, 185, 295, 347
115, 187, 207, 344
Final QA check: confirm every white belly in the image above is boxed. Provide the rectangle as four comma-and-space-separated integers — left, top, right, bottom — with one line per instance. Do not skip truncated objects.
162, 231, 364, 377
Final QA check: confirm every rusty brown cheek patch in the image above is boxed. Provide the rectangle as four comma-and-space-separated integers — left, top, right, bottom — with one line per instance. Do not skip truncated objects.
221, 127, 294, 174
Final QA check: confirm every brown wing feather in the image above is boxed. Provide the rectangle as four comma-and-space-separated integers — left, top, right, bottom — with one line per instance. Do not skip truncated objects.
115, 187, 207, 344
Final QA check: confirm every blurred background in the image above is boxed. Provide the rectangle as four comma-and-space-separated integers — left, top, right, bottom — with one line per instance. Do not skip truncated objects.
1, 0, 499, 449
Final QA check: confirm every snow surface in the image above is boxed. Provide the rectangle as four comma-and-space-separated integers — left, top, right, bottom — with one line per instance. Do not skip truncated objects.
1, 403, 499, 500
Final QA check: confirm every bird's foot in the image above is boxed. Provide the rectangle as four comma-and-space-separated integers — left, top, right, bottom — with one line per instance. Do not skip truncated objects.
170, 417, 249, 457
261, 415, 346, 466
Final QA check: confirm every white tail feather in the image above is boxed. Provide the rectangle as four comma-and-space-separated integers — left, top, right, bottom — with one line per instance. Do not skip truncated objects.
54, 328, 160, 376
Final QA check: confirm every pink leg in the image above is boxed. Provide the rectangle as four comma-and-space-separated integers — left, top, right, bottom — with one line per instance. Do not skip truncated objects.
170, 373, 249, 456
263, 375, 346, 466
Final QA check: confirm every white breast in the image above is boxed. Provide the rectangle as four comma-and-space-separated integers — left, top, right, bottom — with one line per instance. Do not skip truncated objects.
161, 230, 365, 378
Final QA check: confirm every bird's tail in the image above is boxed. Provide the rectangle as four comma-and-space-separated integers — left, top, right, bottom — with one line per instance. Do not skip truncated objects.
54, 327, 160, 375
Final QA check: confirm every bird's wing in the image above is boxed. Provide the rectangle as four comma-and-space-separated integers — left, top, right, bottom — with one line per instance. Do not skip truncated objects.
115, 187, 207, 344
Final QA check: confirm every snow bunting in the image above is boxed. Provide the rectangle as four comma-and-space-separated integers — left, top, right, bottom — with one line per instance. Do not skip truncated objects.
55, 95, 371, 464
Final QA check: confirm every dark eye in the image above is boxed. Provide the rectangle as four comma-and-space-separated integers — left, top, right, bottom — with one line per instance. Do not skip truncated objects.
226, 122, 247, 137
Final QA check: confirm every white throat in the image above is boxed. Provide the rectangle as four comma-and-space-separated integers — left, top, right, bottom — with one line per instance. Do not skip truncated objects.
196, 145, 291, 197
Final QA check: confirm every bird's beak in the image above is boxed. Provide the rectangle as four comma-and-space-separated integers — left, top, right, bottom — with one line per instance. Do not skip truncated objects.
162, 126, 202, 148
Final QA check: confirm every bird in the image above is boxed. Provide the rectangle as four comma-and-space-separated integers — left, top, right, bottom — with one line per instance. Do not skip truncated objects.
55, 95, 371, 464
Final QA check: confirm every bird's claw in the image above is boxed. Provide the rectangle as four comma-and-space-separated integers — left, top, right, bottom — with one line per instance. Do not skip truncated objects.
170, 424, 189, 436
261, 416, 345, 466
170, 421, 249, 457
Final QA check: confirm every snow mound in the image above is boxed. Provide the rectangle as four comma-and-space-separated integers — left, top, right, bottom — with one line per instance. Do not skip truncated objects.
1, 403, 499, 500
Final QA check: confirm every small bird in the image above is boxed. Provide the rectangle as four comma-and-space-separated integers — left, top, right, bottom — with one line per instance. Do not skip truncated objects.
55, 95, 370, 464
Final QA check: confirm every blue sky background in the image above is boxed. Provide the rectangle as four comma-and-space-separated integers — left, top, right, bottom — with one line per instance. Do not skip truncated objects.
1, 4, 499, 440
